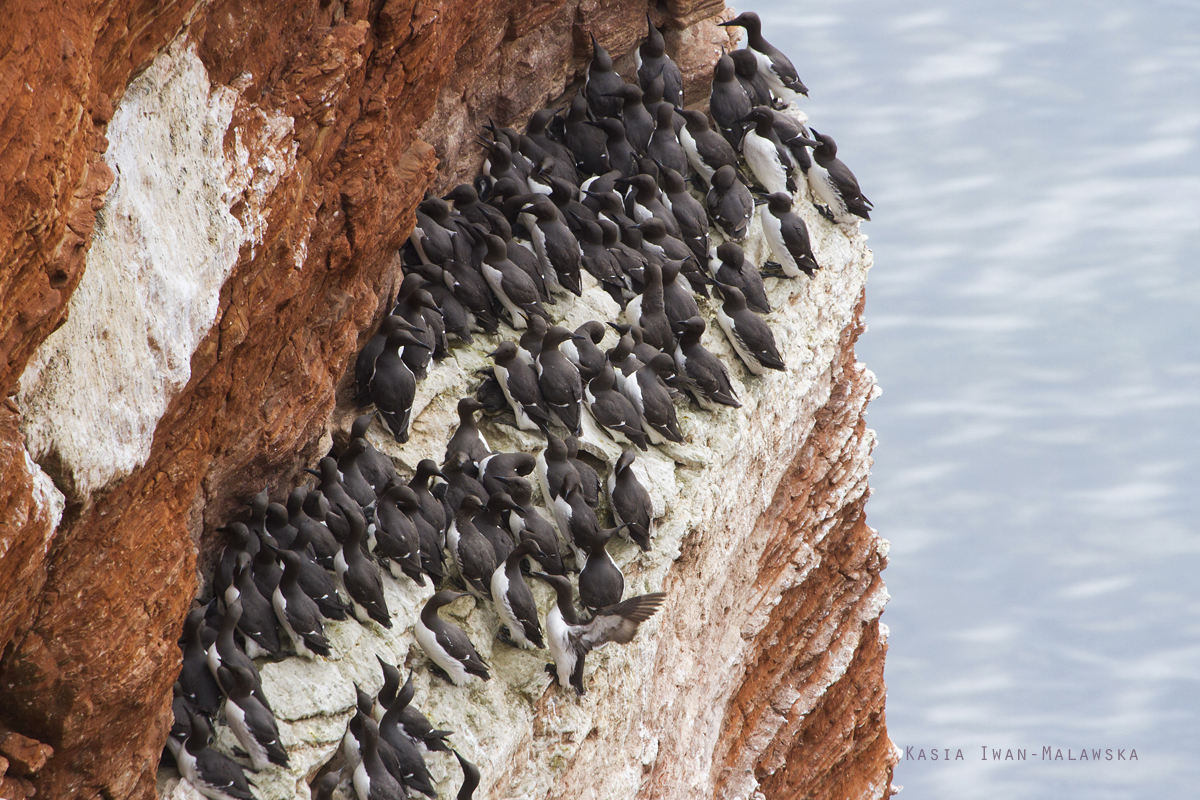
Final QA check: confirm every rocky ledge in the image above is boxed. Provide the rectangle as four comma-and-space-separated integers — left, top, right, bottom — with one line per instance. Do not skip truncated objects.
0, 0, 896, 797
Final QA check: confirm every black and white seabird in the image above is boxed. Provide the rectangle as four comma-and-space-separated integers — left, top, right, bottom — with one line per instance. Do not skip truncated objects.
477, 232, 548, 329
408, 261, 474, 345
517, 313, 548, 368
625, 353, 685, 445
561, 321, 608, 382
537, 326, 585, 435
446, 494, 498, 600
389, 274, 442, 379
564, 90, 611, 176
224, 552, 283, 659
536, 432, 580, 519
706, 165, 754, 241
374, 660, 455, 753
283, 522, 350, 623
346, 413, 397, 494
553, 471, 602, 564
273, 548, 333, 658
313, 770, 342, 800
565, 435, 603, 508
533, 573, 666, 696
374, 482, 426, 585
720, 12, 810, 103
414, 590, 492, 685
710, 241, 770, 314
175, 712, 256, 800
646, 103, 689, 177
445, 397, 493, 466
608, 450, 655, 550
709, 54, 753, 147
655, 163, 710, 262
440, 451, 489, 515
587, 117, 638, 177
352, 715, 406, 800
577, 530, 625, 612
308, 456, 361, 517
489, 341, 551, 432
730, 48, 776, 108
761, 192, 820, 277
619, 173, 681, 240
498, 476, 567, 576
444, 183, 511, 239
411, 195, 459, 265
574, 216, 626, 302
444, 258, 500, 335
336, 439, 380, 509
738, 107, 803, 196
673, 316, 741, 410
660, 259, 701, 327
525, 109, 579, 184
804, 129, 873, 223
585, 34, 627, 119
490, 538, 547, 649
297, 491, 341, 568
217, 665, 289, 771
180, 606, 223, 716
636, 14, 683, 106
520, 197, 583, 297
377, 698, 438, 798
206, 599, 272, 713
249, 529, 283, 607
607, 83, 655, 154
635, 218, 694, 277
585, 364, 650, 451
409, 459, 448, 535
478, 451, 537, 498
355, 315, 418, 409
474, 491, 518, 564
334, 505, 393, 628
370, 327, 429, 444
715, 284, 786, 374
625, 260, 674, 352
677, 109, 739, 185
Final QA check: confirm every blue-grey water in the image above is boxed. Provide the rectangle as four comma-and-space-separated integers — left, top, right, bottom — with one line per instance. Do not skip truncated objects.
737, 1, 1200, 797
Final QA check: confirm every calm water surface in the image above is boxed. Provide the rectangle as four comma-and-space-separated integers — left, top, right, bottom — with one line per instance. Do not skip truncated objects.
737, 1, 1200, 797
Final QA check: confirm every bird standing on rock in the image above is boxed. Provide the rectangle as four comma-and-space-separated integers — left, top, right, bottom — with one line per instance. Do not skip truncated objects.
805, 129, 873, 223
720, 12, 810, 103
706, 165, 754, 242
636, 15, 683, 106
761, 192, 820, 277
414, 590, 492, 685
714, 284, 787, 375
370, 327, 429, 444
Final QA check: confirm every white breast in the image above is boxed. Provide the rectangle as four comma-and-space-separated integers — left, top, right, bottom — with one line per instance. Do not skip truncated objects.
743, 131, 788, 196
760, 207, 799, 277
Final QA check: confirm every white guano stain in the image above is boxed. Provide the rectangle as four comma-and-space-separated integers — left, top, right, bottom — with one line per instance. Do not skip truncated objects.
15, 40, 294, 499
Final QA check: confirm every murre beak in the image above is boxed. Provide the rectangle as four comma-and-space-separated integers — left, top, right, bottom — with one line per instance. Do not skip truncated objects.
303, 468, 321, 477
786, 136, 821, 148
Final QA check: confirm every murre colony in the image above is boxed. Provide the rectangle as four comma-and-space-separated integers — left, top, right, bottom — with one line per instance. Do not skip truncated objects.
166, 9, 869, 800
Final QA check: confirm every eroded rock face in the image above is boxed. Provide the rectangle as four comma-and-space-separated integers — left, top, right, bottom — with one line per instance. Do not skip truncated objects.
0, 1, 896, 798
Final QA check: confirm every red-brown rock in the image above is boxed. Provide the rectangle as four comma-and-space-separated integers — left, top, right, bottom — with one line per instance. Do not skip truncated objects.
0, 732, 52, 778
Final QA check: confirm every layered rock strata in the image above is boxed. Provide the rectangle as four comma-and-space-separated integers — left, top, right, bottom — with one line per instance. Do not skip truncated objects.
0, 0, 896, 798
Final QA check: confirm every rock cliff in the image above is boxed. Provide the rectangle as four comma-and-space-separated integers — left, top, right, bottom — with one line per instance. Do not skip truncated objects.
0, 0, 897, 798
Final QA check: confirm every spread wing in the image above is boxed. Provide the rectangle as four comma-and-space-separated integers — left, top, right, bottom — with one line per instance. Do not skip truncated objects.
571, 592, 666, 652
